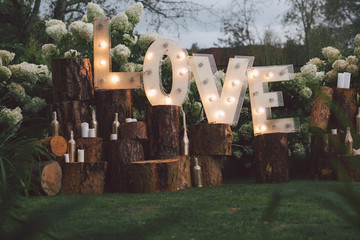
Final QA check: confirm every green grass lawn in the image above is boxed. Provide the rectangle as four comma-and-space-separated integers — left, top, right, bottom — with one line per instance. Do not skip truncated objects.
13, 180, 360, 240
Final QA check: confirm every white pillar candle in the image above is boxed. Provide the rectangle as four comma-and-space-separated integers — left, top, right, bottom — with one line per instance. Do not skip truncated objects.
131, 118, 137, 122
110, 134, 118, 140
81, 122, 89, 138
125, 118, 132, 123
343, 72, 351, 89
331, 129, 337, 135
337, 73, 345, 88
77, 149, 85, 163
64, 154, 70, 163
89, 128, 96, 138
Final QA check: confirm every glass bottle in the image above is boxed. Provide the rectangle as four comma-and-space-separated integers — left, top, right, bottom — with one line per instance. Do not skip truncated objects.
345, 127, 353, 155
112, 113, 120, 135
50, 111, 59, 136
194, 157, 202, 187
91, 109, 98, 137
183, 129, 189, 156
68, 131, 76, 162
356, 107, 360, 134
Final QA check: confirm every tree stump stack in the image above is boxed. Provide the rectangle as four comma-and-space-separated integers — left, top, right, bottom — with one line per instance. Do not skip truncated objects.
310, 86, 359, 180
189, 124, 233, 186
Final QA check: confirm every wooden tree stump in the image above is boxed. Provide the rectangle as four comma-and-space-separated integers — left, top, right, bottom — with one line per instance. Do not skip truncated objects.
76, 138, 103, 163
254, 133, 289, 183
95, 90, 133, 140
106, 139, 144, 192
309, 86, 334, 134
190, 156, 223, 186
51, 58, 94, 103
54, 100, 91, 140
311, 134, 342, 180
189, 124, 233, 156
146, 105, 180, 158
32, 161, 62, 196
332, 88, 357, 135
60, 162, 107, 194
39, 136, 67, 158
119, 121, 147, 140
129, 159, 179, 193
337, 155, 360, 182
177, 156, 192, 190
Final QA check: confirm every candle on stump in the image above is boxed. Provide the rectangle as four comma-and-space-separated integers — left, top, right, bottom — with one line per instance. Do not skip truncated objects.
78, 149, 85, 162
110, 134, 118, 140
337, 73, 345, 88
343, 72, 351, 89
331, 129, 337, 135
64, 153, 70, 163
81, 122, 89, 138
125, 118, 132, 123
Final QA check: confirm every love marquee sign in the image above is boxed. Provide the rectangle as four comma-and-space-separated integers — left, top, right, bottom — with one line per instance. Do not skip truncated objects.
93, 18, 299, 136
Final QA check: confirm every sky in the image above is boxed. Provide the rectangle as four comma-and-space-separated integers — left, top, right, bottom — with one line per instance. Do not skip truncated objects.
134, 0, 290, 49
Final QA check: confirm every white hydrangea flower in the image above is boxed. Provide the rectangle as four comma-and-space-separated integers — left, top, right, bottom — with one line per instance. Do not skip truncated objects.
0, 107, 23, 128
121, 62, 142, 72
0, 58, 2, 66
123, 34, 137, 45
37, 64, 51, 81
41, 44, 59, 66
81, 14, 88, 23
300, 64, 317, 79
46, 23, 68, 42
325, 69, 338, 82
8, 82, 26, 103
70, 21, 93, 42
87, 3, 104, 23
214, 70, 225, 82
64, 49, 80, 58
69, 21, 83, 38
0, 50, 15, 66
125, 2, 143, 28
9, 62, 39, 85
110, 44, 131, 63
355, 34, 360, 46
45, 19, 65, 28
137, 33, 161, 50
307, 57, 324, 68
355, 47, 360, 57
346, 64, 359, 76
322, 46, 341, 62
23, 97, 46, 113
0, 66, 12, 81
299, 87, 312, 99
332, 59, 348, 71
111, 13, 130, 32
292, 143, 305, 158
314, 71, 325, 82
346, 55, 358, 65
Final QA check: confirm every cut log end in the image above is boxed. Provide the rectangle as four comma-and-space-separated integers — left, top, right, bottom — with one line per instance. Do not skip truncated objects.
40, 136, 67, 157
40, 161, 62, 196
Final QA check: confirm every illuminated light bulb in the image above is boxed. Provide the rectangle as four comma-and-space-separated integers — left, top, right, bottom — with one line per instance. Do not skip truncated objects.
265, 72, 274, 78
217, 111, 225, 118
99, 60, 106, 66
179, 68, 188, 76
147, 52, 153, 60
98, 41, 107, 48
232, 80, 240, 87
250, 70, 259, 78
208, 95, 216, 102
165, 96, 172, 104
227, 97, 235, 103
256, 107, 265, 114
112, 76, 119, 83
177, 52, 186, 59
258, 125, 267, 132
148, 89, 157, 97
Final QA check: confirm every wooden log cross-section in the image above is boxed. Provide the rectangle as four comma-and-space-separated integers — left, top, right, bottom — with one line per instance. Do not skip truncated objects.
32, 161, 62, 196
51, 58, 94, 103
39, 136, 67, 160
129, 159, 179, 193
309, 86, 334, 134
254, 133, 289, 183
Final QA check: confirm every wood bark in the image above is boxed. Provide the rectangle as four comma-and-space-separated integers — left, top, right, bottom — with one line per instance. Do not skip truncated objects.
129, 159, 179, 193
95, 90, 133, 140
51, 58, 94, 103
254, 133, 289, 183
309, 86, 334, 134
337, 155, 360, 182
189, 124, 233, 156
76, 138, 103, 163
54, 100, 91, 140
32, 161, 62, 196
310, 134, 341, 180
39, 136, 67, 157
332, 88, 357, 135
106, 139, 144, 192
60, 162, 107, 194
190, 156, 223, 186
146, 105, 180, 158
177, 155, 192, 189
119, 121, 148, 140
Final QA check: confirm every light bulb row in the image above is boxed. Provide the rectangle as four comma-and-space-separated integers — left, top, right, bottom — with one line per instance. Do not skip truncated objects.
207, 95, 235, 104
249, 69, 274, 79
